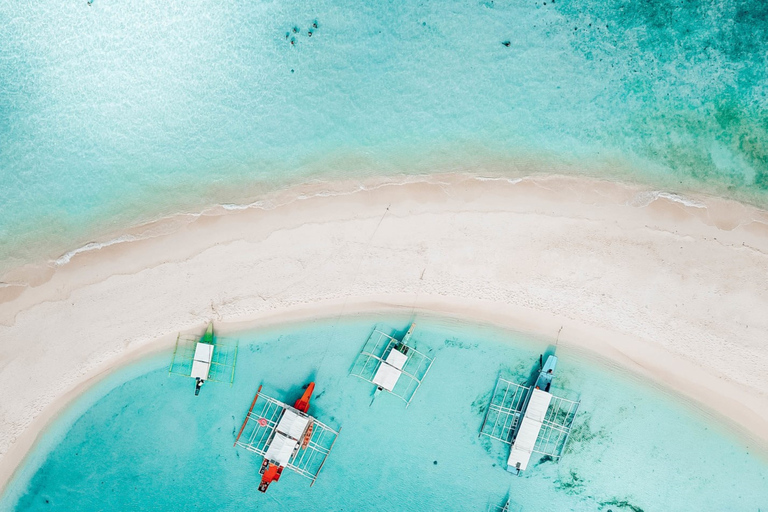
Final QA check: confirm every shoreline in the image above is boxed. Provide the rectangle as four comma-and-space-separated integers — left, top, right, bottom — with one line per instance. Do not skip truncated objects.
4, 171, 768, 291
1, 173, 768, 495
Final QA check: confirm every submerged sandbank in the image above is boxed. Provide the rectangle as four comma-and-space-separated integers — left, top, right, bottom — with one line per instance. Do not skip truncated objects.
1, 173, 768, 493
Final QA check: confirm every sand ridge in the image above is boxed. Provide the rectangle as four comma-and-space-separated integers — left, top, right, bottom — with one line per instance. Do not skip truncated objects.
1, 173, 767, 493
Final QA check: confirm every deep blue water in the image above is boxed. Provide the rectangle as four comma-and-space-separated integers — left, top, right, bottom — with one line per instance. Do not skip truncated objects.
2, 318, 767, 511
1, 0, 767, 268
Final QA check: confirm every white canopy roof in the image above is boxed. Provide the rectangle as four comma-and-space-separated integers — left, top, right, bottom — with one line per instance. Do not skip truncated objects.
507, 388, 552, 472
276, 409, 311, 440
385, 348, 407, 369
372, 365, 400, 391
190, 342, 214, 380
264, 409, 311, 467
265, 432, 296, 466
371, 348, 408, 391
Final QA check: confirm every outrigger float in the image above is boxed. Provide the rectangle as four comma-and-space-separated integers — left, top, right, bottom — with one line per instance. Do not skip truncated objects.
234, 382, 340, 492
350, 323, 434, 407
480, 355, 580, 473
168, 322, 239, 396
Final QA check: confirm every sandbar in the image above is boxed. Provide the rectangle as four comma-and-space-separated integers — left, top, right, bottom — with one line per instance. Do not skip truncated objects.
1, 173, 768, 493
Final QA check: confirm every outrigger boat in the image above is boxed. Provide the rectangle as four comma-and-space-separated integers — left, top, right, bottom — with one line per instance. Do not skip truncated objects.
480, 355, 580, 473
234, 382, 341, 492
350, 323, 434, 407
168, 322, 239, 396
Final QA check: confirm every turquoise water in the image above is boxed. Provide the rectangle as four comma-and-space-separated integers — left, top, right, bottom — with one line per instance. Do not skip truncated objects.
3, 318, 767, 511
1, 0, 767, 268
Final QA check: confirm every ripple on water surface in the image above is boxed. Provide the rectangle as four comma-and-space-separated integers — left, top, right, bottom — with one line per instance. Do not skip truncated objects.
1, 0, 767, 268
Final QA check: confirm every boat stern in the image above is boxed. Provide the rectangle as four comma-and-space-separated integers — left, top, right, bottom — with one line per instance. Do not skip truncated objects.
258, 460, 284, 493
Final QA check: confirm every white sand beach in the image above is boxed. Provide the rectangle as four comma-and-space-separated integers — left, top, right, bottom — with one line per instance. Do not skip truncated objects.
1, 174, 767, 492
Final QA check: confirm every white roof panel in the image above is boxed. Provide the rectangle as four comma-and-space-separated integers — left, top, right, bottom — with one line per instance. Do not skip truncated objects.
372, 363, 402, 391
265, 432, 297, 466
193, 343, 214, 363
525, 388, 551, 422
190, 342, 214, 380
276, 409, 310, 440
384, 348, 408, 370
507, 389, 552, 472
190, 360, 211, 380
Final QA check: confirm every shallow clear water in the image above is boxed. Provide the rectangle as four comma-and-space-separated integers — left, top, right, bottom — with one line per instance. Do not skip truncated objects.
1, 0, 767, 267
3, 318, 767, 511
